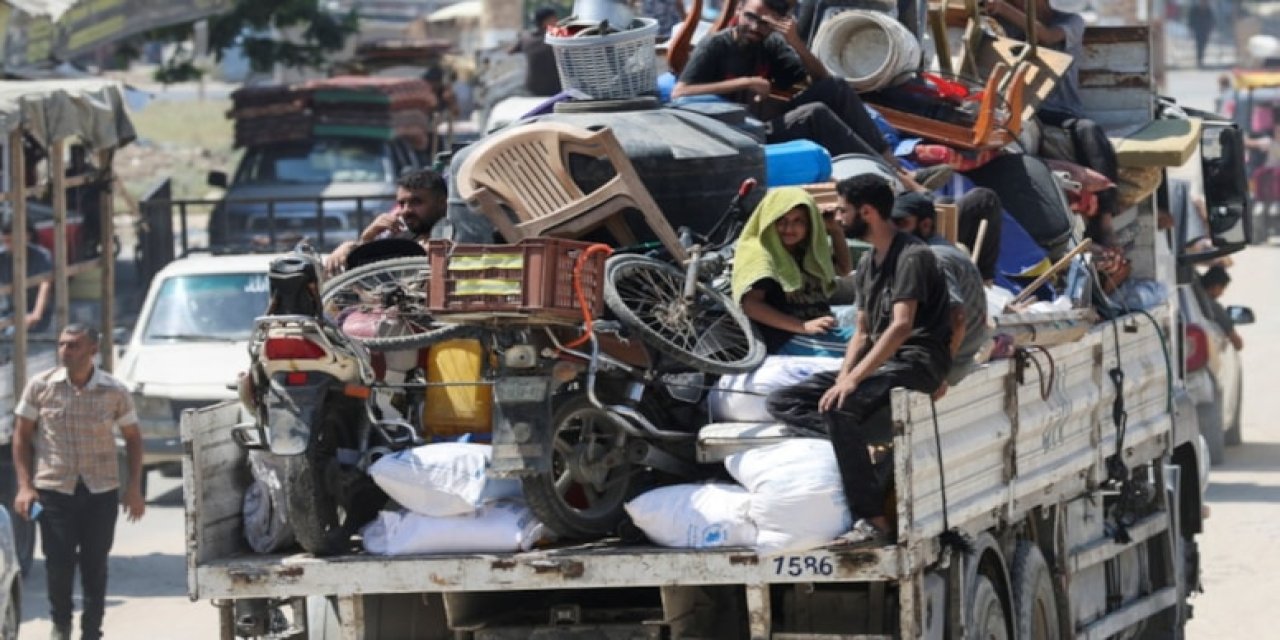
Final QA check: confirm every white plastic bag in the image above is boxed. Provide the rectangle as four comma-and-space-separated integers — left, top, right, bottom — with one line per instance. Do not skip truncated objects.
624, 483, 757, 549
708, 356, 841, 422
242, 451, 295, 553
725, 439, 853, 554
368, 443, 521, 517
361, 500, 546, 555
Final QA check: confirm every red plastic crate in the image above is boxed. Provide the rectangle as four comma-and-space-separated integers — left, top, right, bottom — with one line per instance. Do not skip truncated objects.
426, 238, 607, 323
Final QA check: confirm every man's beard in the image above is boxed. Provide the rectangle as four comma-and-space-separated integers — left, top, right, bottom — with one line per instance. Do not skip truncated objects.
844, 214, 869, 241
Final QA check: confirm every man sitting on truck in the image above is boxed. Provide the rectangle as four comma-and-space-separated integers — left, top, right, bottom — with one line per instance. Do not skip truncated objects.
324, 168, 449, 274
767, 175, 952, 544
888, 192, 990, 387
671, 0, 900, 168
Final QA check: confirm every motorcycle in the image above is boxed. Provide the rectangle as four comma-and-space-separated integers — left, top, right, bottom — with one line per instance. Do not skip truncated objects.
235, 242, 459, 555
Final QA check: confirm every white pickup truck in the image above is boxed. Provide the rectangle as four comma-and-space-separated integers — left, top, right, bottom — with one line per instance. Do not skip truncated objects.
181, 21, 1236, 640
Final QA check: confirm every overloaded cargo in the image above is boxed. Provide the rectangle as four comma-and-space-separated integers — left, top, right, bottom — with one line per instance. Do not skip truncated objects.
228, 76, 438, 149
183, 1, 1253, 637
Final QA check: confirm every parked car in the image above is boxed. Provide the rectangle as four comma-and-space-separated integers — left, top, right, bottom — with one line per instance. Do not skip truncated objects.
0, 506, 20, 636
1180, 279, 1252, 465
207, 136, 422, 251
115, 253, 278, 490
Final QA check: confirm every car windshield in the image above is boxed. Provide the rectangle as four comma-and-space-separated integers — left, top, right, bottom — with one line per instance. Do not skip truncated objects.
234, 139, 391, 185
142, 273, 269, 343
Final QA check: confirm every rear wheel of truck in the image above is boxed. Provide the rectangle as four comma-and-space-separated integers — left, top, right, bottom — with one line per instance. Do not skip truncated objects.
971, 573, 1011, 640
522, 394, 640, 539
1012, 542, 1062, 640
281, 450, 342, 556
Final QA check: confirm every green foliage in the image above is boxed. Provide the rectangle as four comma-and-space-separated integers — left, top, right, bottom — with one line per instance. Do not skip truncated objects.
206, 0, 359, 72
143, 0, 359, 83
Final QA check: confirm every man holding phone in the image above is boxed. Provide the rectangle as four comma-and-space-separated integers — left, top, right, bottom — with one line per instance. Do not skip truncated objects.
324, 168, 450, 274
12, 323, 145, 640
671, 0, 898, 168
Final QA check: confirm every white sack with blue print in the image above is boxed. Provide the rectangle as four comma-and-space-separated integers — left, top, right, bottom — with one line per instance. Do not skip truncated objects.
368, 443, 522, 517
624, 483, 757, 549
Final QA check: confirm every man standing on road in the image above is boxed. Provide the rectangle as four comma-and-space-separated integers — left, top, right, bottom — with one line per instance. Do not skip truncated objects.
324, 168, 449, 274
12, 323, 145, 640
767, 175, 952, 545
509, 7, 564, 97
1188, 0, 1215, 69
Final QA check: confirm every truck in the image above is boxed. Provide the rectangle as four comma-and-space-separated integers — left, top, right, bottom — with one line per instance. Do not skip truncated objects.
181, 16, 1244, 640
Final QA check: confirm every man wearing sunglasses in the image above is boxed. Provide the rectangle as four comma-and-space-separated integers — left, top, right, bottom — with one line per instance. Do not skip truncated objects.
672, 0, 898, 169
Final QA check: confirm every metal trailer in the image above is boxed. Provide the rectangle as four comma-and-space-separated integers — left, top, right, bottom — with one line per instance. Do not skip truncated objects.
183, 20, 1214, 640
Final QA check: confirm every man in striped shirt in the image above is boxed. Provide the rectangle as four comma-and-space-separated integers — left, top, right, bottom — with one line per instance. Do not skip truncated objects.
12, 323, 145, 640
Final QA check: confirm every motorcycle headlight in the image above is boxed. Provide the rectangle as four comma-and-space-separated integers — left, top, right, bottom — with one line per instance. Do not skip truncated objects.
133, 395, 174, 422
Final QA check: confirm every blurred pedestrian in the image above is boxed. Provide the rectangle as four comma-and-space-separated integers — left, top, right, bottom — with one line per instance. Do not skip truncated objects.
509, 6, 563, 96
1189, 0, 1215, 68
11, 323, 145, 640
0, 218, 53, 333
643, 0, 687, 40
1201, 265, 1243, 351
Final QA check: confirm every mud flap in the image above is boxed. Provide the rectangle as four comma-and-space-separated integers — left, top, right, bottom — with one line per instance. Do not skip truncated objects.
264, 374, 331, 455
489, 376, 553, 477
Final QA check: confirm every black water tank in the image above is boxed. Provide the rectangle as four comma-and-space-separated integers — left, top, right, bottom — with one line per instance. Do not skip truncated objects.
443, 105, 765, 244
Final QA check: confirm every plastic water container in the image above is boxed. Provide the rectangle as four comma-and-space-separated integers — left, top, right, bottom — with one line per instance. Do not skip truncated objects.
422, 339, 493, 436
765, 140, 833, 187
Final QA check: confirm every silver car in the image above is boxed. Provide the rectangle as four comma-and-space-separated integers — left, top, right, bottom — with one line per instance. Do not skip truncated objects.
1180, 280, 1252, 465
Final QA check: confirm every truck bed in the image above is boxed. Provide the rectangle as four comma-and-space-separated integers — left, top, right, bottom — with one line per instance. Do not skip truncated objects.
184, 307, 1174, 602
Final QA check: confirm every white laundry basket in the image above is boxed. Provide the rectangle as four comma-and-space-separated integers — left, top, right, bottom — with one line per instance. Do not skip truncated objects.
547, 18, 660, 100
812, 11, 920, 92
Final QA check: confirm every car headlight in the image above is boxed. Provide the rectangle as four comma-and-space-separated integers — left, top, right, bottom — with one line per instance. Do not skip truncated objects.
133, 395, 174, 422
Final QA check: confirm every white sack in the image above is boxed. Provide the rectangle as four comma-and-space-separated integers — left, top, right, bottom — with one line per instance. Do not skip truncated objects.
361, 500, 545, 555
368, 443, 522, 517
242, 451, 295, 553
624, 483, 757, 549
708, 356, 842, 422
725, 439, 853, 554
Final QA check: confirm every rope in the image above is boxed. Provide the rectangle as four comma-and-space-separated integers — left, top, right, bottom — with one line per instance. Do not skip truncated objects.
562, 243, 614, 350
1014, 345, 1056, 401
930, 398, 974, 555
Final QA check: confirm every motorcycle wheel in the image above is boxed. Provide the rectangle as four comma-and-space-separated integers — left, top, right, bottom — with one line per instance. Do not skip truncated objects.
521, 394, 640, 539
321, 256, 465, 351
281, 449, 343, 556
603, 254, 764, 375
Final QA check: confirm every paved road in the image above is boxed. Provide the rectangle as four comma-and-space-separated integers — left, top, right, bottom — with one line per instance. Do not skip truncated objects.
1184, 244, 1278, 638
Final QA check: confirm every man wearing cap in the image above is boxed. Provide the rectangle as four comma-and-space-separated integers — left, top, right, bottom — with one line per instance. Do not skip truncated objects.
510, 7, 563, 97
766, 175, 952, 544
671, 0, 899, 168
890, 192, 990, 387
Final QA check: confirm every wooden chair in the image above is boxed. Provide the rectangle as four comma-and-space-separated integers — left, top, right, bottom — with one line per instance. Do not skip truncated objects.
665, 0, 704, 76
456, 122, 687, 263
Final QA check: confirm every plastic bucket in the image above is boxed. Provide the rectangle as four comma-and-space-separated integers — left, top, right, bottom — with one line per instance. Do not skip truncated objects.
765, 140, 833, 187
812, 11, 919, 92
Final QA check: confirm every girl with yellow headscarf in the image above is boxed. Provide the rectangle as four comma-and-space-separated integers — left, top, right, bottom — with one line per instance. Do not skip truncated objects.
731, 187, 854, 357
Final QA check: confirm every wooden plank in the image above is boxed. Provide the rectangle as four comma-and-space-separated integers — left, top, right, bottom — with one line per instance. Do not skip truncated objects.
973, 34, 1074, 123
8, 129, 28, 396
1110, 117, 1202, 168
51, 139, 69, 333
97, 149, 115, 371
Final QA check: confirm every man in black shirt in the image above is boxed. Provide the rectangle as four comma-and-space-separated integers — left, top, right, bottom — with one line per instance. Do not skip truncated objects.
671, 0, 896, 166
767, 174, 951, 544
510, 7, 563, 97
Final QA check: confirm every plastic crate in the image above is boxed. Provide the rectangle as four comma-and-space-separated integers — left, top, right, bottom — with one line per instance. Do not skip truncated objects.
547, 19, 659, 100
426, 238, 607, 323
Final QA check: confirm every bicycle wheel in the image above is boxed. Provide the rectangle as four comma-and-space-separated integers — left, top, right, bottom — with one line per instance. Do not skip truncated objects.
603, 254, 764, 374
321, 256, 460, 351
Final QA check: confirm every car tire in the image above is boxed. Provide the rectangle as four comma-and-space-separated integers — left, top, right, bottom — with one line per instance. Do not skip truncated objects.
1199, 397, 1225, 466
1224, 379, 1243, 447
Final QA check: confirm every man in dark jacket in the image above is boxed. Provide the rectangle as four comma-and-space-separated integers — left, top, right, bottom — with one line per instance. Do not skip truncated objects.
510, 7, 563, 96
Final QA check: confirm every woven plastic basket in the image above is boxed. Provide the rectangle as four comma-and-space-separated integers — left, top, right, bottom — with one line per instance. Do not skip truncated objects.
547, 19, 659, 100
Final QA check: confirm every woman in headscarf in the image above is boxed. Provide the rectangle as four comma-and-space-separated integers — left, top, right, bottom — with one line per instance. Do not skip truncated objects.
731, 187, 854, 357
